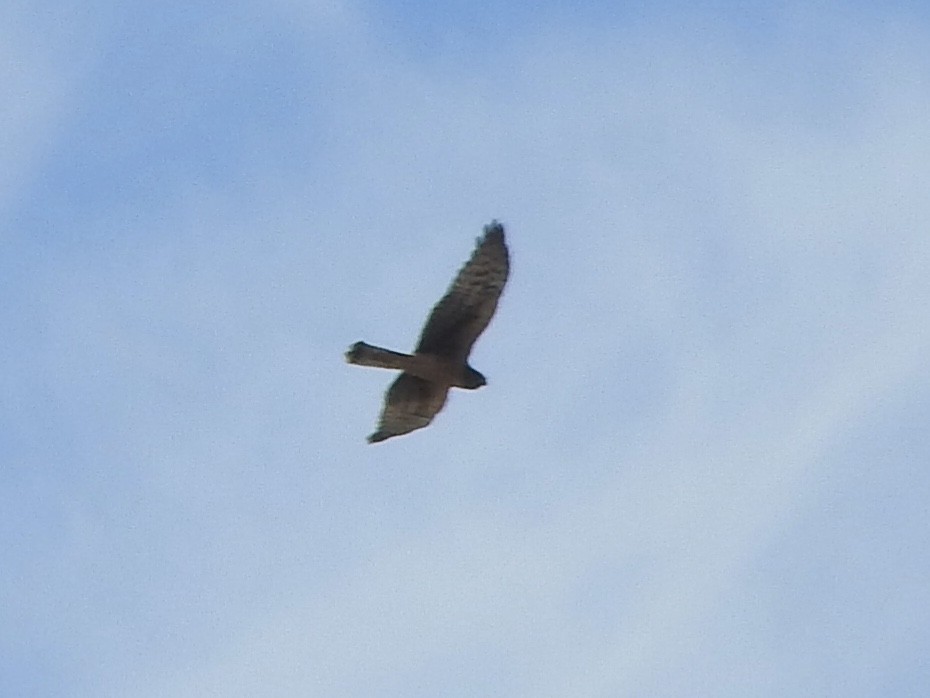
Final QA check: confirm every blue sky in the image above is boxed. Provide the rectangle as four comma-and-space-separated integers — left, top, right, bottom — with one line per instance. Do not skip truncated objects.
3, 1, 930, 695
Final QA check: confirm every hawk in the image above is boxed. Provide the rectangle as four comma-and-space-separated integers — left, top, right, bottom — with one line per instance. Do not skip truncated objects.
345, 221, 510, 443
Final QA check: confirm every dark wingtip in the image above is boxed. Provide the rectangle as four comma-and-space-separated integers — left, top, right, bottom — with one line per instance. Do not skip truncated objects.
483, 220, 505, 240
367, 431, 389, 444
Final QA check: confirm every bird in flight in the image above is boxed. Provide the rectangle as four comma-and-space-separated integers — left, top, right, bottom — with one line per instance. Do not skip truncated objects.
345, 221, 510, 443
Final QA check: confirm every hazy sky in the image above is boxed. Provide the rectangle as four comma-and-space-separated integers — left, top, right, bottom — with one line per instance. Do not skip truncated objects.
3, 1, 930, 696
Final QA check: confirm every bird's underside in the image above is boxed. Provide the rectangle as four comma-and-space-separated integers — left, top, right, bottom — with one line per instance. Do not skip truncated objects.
345, 220, 510, 443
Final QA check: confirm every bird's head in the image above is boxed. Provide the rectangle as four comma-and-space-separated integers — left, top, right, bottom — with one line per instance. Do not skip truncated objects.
462, 366, 487, 389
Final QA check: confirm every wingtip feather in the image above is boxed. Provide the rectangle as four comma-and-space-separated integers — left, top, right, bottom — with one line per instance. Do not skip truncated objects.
484, 220, 505, 239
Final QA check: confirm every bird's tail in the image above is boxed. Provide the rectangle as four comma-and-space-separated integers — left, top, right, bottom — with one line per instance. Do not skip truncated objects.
344, 341, 413, 370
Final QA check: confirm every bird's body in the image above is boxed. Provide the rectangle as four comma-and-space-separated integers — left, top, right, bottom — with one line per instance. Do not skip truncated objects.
345, 342, 483, 388
345, 221, 510, 443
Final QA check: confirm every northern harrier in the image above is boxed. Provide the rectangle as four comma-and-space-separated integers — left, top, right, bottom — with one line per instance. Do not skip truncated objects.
345, 221, 510, 443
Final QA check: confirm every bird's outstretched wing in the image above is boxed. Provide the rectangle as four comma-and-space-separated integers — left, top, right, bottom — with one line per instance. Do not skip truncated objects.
415, 221, 510, 361
367, 373, 449, 443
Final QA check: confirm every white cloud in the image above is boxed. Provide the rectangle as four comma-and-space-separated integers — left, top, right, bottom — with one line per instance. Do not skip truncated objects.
0, 5, 100, 220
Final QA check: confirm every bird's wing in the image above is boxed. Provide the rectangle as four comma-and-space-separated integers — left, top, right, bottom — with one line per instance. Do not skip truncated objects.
415, 221, 510, 361
367, 373, 449, 443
